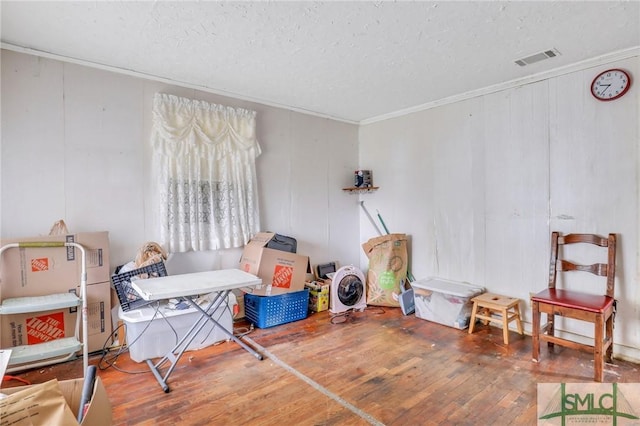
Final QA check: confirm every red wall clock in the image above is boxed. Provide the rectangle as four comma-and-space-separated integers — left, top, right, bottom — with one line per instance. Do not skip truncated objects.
591, 69, 631, 101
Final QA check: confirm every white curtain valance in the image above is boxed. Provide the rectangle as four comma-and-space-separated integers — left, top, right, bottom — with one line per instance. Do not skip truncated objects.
151, 93, 261, 252
151, 93, 261, 159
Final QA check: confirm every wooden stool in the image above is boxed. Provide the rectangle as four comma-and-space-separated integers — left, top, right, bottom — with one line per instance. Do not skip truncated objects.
468, 293, 523, 344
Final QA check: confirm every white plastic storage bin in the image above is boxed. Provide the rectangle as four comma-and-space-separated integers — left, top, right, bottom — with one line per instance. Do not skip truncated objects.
118, 292, 236, 362
411, 278, 484, 329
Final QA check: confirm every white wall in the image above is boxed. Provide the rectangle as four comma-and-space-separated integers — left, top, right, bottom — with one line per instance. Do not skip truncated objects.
359, 55, 640, 360
2, 48, 639, 360
0, 49, 361, 271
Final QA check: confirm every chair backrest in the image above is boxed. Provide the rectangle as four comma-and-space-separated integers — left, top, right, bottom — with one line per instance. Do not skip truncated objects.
548, 232, 616, 297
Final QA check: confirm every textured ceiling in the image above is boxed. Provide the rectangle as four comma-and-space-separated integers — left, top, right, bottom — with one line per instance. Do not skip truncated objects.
1, 1, 639, 123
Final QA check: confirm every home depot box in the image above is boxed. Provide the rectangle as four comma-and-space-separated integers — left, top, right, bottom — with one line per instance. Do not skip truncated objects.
0, 376, 112, 425
239, 232, 309, 296
0, 231, 110, 299
1, 307, 76, 349
1, 281, 112, 353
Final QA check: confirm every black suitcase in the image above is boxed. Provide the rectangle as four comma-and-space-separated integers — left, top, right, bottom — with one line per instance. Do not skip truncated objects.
266, 233, 297, 253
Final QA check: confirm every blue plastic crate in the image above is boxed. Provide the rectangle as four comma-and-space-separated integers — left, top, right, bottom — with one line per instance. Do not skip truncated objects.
244, 289, 309, 328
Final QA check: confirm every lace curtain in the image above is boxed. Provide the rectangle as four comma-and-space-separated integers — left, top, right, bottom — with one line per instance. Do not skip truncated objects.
151, 93, 261, 252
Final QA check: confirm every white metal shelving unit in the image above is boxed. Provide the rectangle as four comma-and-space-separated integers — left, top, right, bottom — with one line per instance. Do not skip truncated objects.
0, 241, 89, 375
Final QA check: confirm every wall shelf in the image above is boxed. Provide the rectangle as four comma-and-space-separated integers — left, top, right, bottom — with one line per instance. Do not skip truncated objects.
342, 186, 379, 194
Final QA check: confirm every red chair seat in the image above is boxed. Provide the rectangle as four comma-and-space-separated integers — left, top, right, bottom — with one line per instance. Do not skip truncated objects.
531, 232, 617, 382
532, 288, 614, 313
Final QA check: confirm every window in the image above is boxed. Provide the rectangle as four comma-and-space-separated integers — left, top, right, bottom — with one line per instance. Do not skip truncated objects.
151, 93, 261, 252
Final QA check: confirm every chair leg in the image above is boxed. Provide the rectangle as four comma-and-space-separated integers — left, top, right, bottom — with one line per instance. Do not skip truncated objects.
605, 314, 614, 363
594, 314, 604, 382
532, 301, 540, 362
547, 313, 555, 349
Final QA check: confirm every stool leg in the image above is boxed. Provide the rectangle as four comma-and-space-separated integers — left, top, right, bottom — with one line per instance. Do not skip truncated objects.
514, 306, 524, 335
480, 308, 490, 325
468, 301, 478, 334
501, 308, 509, 345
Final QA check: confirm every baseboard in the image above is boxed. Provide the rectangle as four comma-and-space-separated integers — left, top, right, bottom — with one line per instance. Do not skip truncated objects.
501, 321, 640, 364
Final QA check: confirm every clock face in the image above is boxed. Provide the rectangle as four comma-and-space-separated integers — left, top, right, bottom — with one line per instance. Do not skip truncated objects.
591, 69, 631, 101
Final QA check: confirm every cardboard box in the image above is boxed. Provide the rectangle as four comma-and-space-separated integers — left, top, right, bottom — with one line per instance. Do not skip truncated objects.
305, 281, 330, 312
81, 281, 112, 353
0, 231, 110, 299
1, 281, 112, 353
239, 232, 310, 296
1, 308, 76, 349
110, 288, 127, 346
0, 376, 112, 425
231, 288, 245, 319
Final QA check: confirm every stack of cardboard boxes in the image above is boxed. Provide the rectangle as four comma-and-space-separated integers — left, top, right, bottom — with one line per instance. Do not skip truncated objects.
238, 232, 311, 327
0, 232, 112, 355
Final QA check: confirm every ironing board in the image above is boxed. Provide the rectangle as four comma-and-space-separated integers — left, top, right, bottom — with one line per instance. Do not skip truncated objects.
131, 269, 263, 392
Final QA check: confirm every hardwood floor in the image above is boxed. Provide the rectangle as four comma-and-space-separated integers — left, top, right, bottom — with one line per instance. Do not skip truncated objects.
3, 307, 639, 425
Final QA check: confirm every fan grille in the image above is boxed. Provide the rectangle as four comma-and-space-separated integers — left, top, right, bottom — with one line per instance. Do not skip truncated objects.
337, 275, 364, 306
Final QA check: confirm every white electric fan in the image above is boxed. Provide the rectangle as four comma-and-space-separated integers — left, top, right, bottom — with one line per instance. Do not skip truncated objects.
330, 265, 367, 314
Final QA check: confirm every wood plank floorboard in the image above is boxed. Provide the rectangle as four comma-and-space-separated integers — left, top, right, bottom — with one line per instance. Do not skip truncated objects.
3, 306, 639, 425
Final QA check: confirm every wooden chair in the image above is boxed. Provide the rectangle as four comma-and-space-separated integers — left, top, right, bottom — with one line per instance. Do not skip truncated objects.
531, 232, 616, 382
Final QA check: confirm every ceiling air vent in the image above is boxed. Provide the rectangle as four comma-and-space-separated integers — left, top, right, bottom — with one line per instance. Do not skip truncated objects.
514, 48, 561, 67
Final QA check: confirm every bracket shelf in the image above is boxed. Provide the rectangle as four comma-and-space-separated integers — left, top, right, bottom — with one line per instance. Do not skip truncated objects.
342, 186, 379, 194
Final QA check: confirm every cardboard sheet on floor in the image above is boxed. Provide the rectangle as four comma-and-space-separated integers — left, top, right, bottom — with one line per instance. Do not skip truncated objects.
0, 379, 77, 425
0, 377, 112, 426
